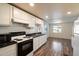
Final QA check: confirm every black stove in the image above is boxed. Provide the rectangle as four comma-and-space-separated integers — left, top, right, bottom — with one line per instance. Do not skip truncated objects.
10, 31, 33, 56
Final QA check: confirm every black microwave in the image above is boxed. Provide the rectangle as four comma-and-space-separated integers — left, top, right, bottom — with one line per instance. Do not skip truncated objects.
0, 34, 11, 44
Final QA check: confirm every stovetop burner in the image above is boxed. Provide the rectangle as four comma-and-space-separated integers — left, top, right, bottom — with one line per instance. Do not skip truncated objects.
14, 39, 23, 41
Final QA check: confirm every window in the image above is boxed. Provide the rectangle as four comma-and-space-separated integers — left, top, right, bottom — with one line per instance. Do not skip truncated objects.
52, 25, 62, 33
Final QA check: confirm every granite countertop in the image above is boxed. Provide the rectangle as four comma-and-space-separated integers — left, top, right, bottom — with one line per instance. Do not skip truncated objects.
0, 33, 46, 48
0, 41, 16, 48
32, 34, 45, 38
26, 33, 46, 38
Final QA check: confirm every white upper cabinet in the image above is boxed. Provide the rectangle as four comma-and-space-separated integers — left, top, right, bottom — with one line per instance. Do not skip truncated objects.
13, 7, 26, 20
13, 7, 30, 24
35, 18, 45, 33
35, 18, 43, 24
0, 4, 12, 26
28, 15, 36, 27
13, 7, 36, 27
13, 6, 45, 30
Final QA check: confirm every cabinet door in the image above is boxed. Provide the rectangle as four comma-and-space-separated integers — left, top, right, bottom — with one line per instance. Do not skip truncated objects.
13, 7, 30, 24
35, 18, 45, 33
41, 20, 44, 33
33, 35, 47, 52
13, 7, 26, 20
0, 44, 17, 56
33, 37, 39, 51
0, 4, 12, 26
28, 15, 35, 27
39, 36, 44, 47
38, 35, 47, 49
40, 35, 47, 47
37, 36, 42, 48
35, 18, 42, 24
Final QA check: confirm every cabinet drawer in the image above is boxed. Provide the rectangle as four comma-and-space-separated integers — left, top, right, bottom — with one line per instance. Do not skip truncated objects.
0, 44, 17, 56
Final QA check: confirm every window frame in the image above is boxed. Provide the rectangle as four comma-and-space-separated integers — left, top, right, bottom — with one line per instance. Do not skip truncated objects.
52, 25, 62, 33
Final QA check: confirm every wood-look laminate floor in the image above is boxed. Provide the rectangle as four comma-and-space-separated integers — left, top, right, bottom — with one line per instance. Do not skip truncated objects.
33, 37, 73, 56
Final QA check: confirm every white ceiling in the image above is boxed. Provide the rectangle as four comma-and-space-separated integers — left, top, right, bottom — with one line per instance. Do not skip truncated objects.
13, 3, 79, 24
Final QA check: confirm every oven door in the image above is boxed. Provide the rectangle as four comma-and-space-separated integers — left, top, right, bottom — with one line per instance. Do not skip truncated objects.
17, 39, 33, 56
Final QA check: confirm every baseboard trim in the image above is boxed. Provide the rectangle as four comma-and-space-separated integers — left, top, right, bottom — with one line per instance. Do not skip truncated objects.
48, 37, 71, 40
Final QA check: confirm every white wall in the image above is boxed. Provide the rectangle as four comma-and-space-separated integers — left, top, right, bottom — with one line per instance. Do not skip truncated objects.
49, 22, 74, 39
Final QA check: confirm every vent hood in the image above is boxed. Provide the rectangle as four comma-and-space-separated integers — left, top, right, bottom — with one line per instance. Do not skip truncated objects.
12, 17, 29, 25
12, 17, 33, 29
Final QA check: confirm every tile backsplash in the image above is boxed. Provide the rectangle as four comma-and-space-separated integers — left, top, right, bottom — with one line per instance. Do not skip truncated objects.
0, 22, 35, 34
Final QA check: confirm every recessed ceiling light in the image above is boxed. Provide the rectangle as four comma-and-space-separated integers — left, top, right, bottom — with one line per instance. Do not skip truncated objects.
29, 3, 35, 7
67, 11, 71, 14
46, 16, 48, 19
